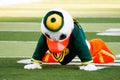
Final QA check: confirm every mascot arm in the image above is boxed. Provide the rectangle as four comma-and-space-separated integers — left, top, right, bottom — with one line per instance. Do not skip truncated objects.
32, 34, 48, 61
73, 23, 98, 71
73, 23, 92, 63
24, 35, 48, 69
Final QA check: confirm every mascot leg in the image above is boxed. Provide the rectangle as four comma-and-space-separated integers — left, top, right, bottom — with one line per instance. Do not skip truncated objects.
89, 39, 116, 64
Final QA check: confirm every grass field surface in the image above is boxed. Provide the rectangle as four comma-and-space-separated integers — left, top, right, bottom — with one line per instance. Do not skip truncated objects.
0, 58, 120, 80
0, 22, 120, 32
0, 0, 120, 80
0, 41, 120, 57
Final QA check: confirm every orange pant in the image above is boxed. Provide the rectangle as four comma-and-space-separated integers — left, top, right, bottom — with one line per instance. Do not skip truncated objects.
89, 39, 115, 63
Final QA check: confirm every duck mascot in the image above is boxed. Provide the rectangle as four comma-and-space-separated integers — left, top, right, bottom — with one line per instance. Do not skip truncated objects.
24, 8, 115, 71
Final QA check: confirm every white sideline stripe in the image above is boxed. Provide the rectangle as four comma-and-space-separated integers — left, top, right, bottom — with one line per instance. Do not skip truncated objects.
42, 62, 120, 66
97, 32, 120, 36
16, 58, 120, 66
97, 28, 120, 36
45, 63, 120, 66
114, 60, 120, 62
106, 28, 120, 32
95, 63, 120, 66
1, 55, 120, 66
116, 54, 120, 58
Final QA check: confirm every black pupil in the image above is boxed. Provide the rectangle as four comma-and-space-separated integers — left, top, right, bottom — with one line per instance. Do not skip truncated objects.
51, 17, 56, 22
59, 34, 66, 40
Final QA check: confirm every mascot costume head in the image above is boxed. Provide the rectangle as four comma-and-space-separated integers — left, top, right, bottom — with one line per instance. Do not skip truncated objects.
41, 8, 74, 53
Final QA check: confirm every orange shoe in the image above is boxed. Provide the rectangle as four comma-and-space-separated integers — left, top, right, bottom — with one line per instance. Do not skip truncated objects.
89, 39, 116, 64
92, 49, 115, 63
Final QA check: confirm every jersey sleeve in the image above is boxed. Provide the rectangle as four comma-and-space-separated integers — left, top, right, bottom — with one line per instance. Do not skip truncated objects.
72, 23, 92, 62
32, 34, 48, 61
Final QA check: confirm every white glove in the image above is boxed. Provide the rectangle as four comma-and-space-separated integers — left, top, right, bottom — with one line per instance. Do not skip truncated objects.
24, 63, 42, 70
79, 64, 98, 71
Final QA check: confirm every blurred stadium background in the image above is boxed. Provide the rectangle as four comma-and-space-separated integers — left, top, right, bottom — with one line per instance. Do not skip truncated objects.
0, 0, 120, 80
0, 0, 120, 57
0, 0, 120, 17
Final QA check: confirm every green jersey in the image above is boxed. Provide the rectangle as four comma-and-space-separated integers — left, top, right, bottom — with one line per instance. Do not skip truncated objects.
32, 22, 92, 64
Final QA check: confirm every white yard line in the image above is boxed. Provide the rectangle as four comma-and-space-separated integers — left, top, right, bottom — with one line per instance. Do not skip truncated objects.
97, 32, 120, 36
97, 28, 120, 36
98, 32, 120, 36
116, 54, 120, 58
16, 58, 120, 67
106, 28, 120, 32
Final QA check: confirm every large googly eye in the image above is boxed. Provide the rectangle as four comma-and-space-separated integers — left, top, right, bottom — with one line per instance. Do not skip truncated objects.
43, 11, 64, 32
46, 14, 62, 31
59, 34, 66, 40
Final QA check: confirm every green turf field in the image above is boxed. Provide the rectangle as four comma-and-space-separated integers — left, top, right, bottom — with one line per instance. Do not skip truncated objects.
0, 58, 120, 80
0, 0, 120, 80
